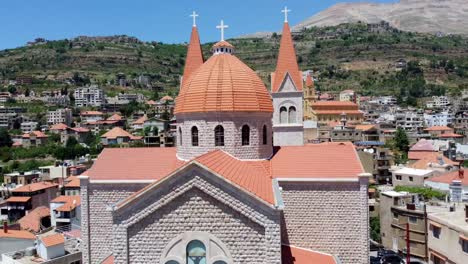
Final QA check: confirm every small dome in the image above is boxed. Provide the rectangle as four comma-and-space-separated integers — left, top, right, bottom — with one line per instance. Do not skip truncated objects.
175, 53, 273, 114
212, 40, 235, 55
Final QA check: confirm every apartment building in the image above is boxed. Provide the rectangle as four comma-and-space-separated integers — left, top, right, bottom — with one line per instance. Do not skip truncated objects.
392, 167, 435, 187
20, 121, 38, 133
74, 85, 104, 107
46, 108, 72, 125
424, 111, 454, 127
426, 96, 450, 109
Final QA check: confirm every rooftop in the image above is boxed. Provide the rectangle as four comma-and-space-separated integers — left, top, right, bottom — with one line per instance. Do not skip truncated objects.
428, 204, 468, 235
426, 170, 468, 186
51, 195, 81, 212
0, 229, 35, 240
393, 167, 434, 176
101, 127, 141, 140
17, 206, 50, 233
281, 244, 337, 264
12, 182, 58, 193
424, 126, 453, 131
40, 233, 65, 247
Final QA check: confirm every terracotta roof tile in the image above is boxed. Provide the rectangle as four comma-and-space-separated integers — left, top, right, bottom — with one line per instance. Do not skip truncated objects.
424, 126, 453, 131
52, 195, 81, 212
410, 139, 435, 152
0, 229, 36, 240
439, 132, 464, 138
85, 148, 185, 181
408, 151, 437, 160
101, 127, 139, 140
354, 124, 376, 131
175, 54, 273, 114
12, 182, 58, 193
281, 245, 337, 264
212, 40, 234, 48
409, 153, 458, 169
6, 196, 31, 203
50, 123, 68, 131
41, 233, 64, 247
182, 26, 204, 88
22, 131, 48, 138
17, 206, 50, 233
313, 110, 364, 115
107, 114, 123, 121
132, 115, 148, 125
272, 22, 303, 92
160, 95, 174, 101
71, 127, 90, 133
311, 101, 359, 107
427, 170, 468, 186
271, 142, 364, 178
81, 111, 103, 116
64, 176, 80, 188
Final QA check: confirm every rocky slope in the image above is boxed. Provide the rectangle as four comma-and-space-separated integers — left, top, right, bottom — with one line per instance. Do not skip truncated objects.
293, 0, 468, 35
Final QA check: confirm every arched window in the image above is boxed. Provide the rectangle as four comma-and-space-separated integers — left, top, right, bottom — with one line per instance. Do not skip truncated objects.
165, 261, 179, 264
178, 127, 183, 145
280, 107, 287, 124
214, 125, 224, 146
262, 125, 267, 145
288, 106, 296, 123
241, 125, 250, 146
186, 240, 206, 264
191, 126, 198, 146
213, 262, 227, 264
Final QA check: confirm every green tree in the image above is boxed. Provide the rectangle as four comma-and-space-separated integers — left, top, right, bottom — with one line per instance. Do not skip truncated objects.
0, 128, 12, 147
370, 217, 381, 242
394, 128, 409, 153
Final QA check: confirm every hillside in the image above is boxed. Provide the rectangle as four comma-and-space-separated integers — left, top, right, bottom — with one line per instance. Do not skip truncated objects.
1, 23, 468, 102
293, 0, 468, 36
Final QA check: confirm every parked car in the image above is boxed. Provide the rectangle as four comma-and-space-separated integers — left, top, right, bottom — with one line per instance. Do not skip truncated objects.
381, 254, 404, 264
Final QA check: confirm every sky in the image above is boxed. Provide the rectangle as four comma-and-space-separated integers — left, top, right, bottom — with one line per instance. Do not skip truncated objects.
0, 0, 397, 50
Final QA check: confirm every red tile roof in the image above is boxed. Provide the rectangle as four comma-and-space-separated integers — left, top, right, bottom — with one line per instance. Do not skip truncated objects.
175, 53, 273, 114
408, 151, 436, 160
312, 101, 359, 107
107, 114, 123, 121
101, 255, 114, 264
71, 127, 90, 133
410, 153, 458, 169
410, 139, 435, 152
41, 233, 65, 247
132, 115, 148, 125
85, 148, 185, 181
52, 195, 81, 212
313, 110, 364, 115
281, 245, 337, 264
64, 176, 80, 188
424, 126, 453, 131
50, 123, 68, 131
271, 142, 364, 178
182, 26, 204, 88
427, 170, 468, 186
212, 40, 234, 48
160, 95, 174, 101
0, 229, 36, 240
12, 182, 58, 193
81, 111, 103, 116
18, 206, 50, 233
354, 124, 376, 131
101, 127, 141, 140
272, 22, 303, 93
22, 131, 48, 138
6, 196, 31, 203
439, 132, 464, 138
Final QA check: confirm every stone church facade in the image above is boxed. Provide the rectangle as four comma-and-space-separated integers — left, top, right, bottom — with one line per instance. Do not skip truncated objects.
80, 12, 370, 264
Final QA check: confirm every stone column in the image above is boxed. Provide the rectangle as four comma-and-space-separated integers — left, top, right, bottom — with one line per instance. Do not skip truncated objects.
79, 175, 91, 264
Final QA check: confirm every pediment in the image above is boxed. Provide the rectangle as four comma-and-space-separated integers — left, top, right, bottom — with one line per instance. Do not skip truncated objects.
278, 72, 298, 92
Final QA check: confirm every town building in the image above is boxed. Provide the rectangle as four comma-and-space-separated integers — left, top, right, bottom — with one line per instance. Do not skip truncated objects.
74, 85, 105, 107
425, 170, 468, 201
79, 15, 369, 264
100, 127, 142, 146
3, 170, 40, 186
20, 131, 48, 148
395, 111, 424, 133
20, 121, 38, 133
392, 167, 435, 187
427, 204, 468, 264
426, 96, 450, 109
0, 226, 36, 262
17, 206, 51, 233
423, 111, 453, 128
80, 110, 104, 123
310, 101, 364, 125
47, 108, 72, 125
339, 89, 355, 102
50, 196, 81, 230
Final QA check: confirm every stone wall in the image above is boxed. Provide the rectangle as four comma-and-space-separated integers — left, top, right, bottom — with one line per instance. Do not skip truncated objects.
272, 92, 304, 146
279, 180, 369, 264
112, 167, 281, 264
80, 179, 146, 264
176, 112, 273, 160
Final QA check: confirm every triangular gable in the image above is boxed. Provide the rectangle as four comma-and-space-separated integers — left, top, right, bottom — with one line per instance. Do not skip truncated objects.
278, 72, 299, 92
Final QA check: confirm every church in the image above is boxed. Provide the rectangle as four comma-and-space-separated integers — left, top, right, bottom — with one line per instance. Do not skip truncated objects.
79, 9, 369, 264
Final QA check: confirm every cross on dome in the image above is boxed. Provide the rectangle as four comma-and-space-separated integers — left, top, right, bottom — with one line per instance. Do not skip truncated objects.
216, 20, 229, 41
190, 11, 199, 27
282, 6, 291, 23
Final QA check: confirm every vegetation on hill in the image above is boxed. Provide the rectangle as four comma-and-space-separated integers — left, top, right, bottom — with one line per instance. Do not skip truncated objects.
1, 23, 467, 97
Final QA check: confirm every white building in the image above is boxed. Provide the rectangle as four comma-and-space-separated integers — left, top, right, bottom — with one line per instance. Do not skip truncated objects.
339, 89, 355, 102
426, 96, 450, 109
47, 108, 72, 125
424, 111, 454, 127
50, 195, 81, 229
395, 111, 424, 133
392, 167, 435, 187
74, 85, 104, 107
370, 96, 397, 105
37, 233, 66, 261
20, 121, 38, 133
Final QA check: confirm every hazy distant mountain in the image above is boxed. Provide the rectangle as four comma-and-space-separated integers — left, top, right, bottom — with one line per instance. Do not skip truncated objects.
293, 0, 468, 35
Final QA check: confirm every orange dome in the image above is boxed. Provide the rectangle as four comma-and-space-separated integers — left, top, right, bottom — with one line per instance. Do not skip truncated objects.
175, 53, 273, 114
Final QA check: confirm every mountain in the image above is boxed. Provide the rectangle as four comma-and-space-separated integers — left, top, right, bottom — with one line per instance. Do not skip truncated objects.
293, 0, 468, 35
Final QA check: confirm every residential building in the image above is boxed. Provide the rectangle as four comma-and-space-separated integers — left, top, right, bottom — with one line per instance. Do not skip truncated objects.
17, 206, 51, 233
425, 170, 468, 201
0, 226, 36, 262
38, 165, 69, 184
0, 182, 58, 221
74, 85, 104, 107
0, 92, 12, 103
392, 167, 435, 187
79, 19, 369, 264
426, 96, 450, 109
425, 126, 455, 138
357, 145, 393, 184
100, 127, 142, 146
20, 121, 38, 133
370, 96, 397, 105
424, 111, 454, 127
20, 131, 48, 148
395, 111, 424, 133
80, 110, 104, 123
339, 89, 355, 102
63, 176, 80, 196
3, 170, 40, 186
117, 93, 144, 103
427, 204, 468, 264
84, 113, 125, 134
0, 106, 23, 129
60, 126, 91, 144
50, 196, 81, 230
310, 101, 364, 125
47, 108, 72, 125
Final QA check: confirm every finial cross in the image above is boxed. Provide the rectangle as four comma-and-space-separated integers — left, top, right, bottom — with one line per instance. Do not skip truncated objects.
216, 20, 229, 41
282, 6, 291, 23
190, 11, 199, 27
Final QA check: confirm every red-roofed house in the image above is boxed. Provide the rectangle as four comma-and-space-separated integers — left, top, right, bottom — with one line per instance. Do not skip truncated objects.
50, 196, 81, 230
21, 131, 48, 147
311, 101, 364, 125
80, 111, 104, 123
101, 127, 142, 146
17, 206, 50, 233
425, 170, 468, 197
79, 19, 368, 264
424, 126, 454, 138
0, 227, 36, 257
37, 233, 65, 260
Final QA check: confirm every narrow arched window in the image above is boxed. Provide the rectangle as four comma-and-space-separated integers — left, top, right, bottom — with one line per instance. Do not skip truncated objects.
191, 126, 198, 146
280, 107, 287, 124
165, 261, 179, 264
262, 125, 267, 145
242, 125, 250, 146
186, 240, 206, 264
288, 106, 296, 123
178, 127, 182, 145
214, 125, 224, 146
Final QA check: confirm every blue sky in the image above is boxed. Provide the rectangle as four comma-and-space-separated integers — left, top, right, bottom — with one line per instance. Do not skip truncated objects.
0, 0, 396, 50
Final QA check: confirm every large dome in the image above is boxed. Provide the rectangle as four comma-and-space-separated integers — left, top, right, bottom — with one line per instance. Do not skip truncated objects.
175, 51, 273, 114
